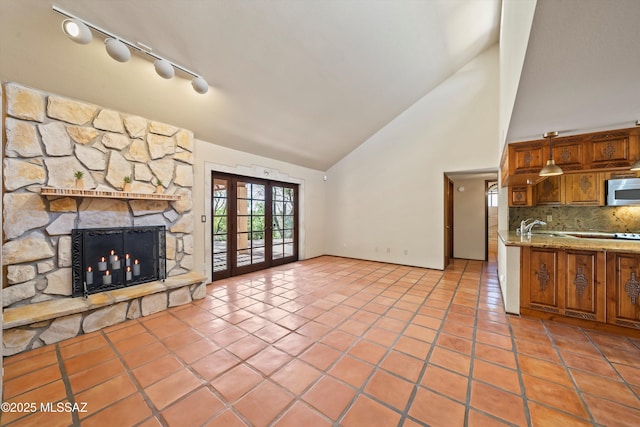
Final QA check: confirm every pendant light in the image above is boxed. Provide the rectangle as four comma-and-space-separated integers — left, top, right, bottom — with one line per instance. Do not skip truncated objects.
539, 131, 563, 176
631, 120, 640, 171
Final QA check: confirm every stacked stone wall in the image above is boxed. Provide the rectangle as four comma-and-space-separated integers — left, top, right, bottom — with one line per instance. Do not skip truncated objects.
2, 83, 196, 309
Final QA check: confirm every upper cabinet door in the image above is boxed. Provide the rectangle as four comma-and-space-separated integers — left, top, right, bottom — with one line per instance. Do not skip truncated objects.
549, 136, 585, 171
510, 142, 544, 175
588, 130, 636, 169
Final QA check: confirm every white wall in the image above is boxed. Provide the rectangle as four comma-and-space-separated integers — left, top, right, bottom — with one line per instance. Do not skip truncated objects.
324, 45, 499, 270
452, 178, 487, 260
498, 0, 537, 307
192, 140, 326, 282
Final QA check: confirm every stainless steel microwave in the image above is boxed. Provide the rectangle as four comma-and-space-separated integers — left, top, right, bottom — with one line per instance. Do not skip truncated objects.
607, 178, 640, 206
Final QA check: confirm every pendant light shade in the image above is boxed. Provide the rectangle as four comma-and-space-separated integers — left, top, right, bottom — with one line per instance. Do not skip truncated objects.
191, 76, 209, 94
539, 131, 563, 177
62, 18, 92, 44
105, 38, 131, 62
154, 59, 175, 79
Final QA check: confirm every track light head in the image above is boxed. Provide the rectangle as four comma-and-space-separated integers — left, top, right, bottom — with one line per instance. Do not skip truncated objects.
191, 76, 209, 94
105, 38, 131, 62
154, 59, 175, 79
62, 18, 92, 44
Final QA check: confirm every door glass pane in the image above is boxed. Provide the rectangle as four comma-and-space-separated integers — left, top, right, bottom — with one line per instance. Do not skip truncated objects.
284, 243, 294, 257
284, 202, 294, 215
252, 184, 265, 200
213, 179, 227, 197
284, 216, 293, 229
273, 246, 284, 259
273, 187, 283, 201
252, 250, 265, 264
238, 215, 251, 233
284, 229, 294, 241
237, 233, 250, 251
273, 216, 284, 238
237, 251, 251, 267
273, 202, 283, 216
251, 232, 265, 248
252, 200, 265, 214
284, 188, 294, 201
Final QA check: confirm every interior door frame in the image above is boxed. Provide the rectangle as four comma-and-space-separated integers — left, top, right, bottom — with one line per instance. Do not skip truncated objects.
444, 176, 454, 268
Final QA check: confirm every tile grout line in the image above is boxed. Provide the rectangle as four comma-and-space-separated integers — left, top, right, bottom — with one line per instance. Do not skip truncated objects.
465, 262, 525, 426
55, 342, 81, 426
398, 261, 471, 427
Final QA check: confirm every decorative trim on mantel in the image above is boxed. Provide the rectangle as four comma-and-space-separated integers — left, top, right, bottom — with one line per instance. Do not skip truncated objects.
40, 187, 183, 201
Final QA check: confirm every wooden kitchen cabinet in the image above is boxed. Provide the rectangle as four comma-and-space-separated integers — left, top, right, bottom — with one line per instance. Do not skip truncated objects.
522, 247, 606, 322
606, 252, 640, 329
534, 176, 564, 205
588, 130, 637, 169
549, 136, 585, 171
521, 247, 563, 314
564, 250, 606, 322
564, 172, 603, 205
509, 186, 533, 207
509, 142, 544, 175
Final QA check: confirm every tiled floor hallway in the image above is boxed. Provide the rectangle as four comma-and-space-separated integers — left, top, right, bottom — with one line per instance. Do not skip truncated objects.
3, 256, 640, 426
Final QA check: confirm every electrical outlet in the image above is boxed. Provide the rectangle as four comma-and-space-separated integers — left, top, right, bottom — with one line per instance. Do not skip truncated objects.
547, 215, 552, 222
201, 215, 207, 223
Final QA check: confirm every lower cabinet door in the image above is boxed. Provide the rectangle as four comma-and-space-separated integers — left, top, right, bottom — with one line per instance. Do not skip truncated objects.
607, 252, 640, 329
521, 247, 562, 314
564, 250, 606, 322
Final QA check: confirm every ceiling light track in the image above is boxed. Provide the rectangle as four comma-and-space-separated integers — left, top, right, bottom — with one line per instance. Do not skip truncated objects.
52, 5, 209, 94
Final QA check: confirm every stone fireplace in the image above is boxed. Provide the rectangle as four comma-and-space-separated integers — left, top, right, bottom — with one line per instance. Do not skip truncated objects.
2, 82, 206, 355
72, 226, 166, 297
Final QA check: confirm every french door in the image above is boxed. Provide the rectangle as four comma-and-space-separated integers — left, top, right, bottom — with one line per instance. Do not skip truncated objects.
211, 172, 298, 280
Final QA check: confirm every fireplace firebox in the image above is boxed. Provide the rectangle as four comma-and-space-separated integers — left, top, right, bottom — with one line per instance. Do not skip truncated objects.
72, 226, 166, 297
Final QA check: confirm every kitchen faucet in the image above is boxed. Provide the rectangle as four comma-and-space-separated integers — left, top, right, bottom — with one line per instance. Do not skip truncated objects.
520, 218, 547, 236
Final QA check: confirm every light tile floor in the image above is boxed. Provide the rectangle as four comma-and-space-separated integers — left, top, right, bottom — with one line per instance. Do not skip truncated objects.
3, 256, 640, 426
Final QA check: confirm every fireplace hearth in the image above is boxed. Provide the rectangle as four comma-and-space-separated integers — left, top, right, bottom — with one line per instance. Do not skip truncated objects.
72, 226, 166, 297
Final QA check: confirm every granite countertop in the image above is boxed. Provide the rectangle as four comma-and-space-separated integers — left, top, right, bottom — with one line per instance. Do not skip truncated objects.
498, 230, 640, 253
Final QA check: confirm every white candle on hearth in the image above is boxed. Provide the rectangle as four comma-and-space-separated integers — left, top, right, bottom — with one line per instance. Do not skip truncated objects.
133, 259, 140, 276
86, 266, 93, 285
126, 266, 132, 281
109, 250, 116, 263
103, 270, 112, 285
112, 255, 121, 270
98, 257, 107, 271
125, 253, 131, 267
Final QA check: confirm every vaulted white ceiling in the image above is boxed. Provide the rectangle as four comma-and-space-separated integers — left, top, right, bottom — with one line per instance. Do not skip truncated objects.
0, 0, 500, 170
507, 0, 640, 142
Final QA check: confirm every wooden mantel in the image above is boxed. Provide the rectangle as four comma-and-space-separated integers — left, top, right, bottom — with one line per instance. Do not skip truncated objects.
40, 187, 183, 202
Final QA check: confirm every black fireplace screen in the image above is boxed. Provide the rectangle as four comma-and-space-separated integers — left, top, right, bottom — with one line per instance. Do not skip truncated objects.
72, 226, 166, 297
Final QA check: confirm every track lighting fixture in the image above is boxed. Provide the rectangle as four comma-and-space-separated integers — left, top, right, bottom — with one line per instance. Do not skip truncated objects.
105, 38, 131, 63
54, 6, 209, 94
154, 59, 175, 79
62, 18, 92, 44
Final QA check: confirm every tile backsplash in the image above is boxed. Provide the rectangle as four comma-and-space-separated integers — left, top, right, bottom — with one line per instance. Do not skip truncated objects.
509, 206, 640, 232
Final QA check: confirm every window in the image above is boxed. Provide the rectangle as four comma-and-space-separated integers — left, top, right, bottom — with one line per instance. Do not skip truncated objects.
487, 182, 498, 207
